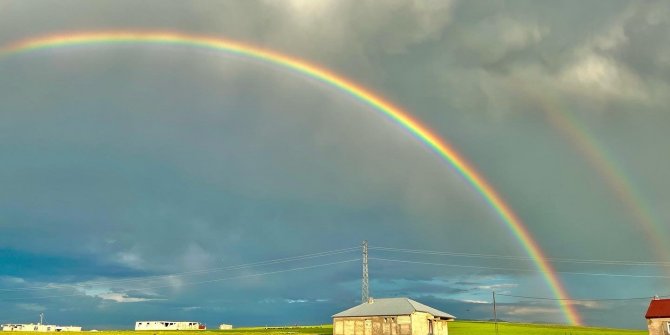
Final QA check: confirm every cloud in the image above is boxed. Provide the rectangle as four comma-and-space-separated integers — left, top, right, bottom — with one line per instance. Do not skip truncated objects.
558, 52, 647, 101
461, 299, 488, 304
0, 0, 669, 330
285, 299, 308, 304
115, 251, 145, 270
567, 300, 602, 309
0, 276, 27, 285
178, 243, 216, 271
476, 283, 518, 291
459, 16, 548, 65
17, 303, 46, 312
95, 293, 156, 303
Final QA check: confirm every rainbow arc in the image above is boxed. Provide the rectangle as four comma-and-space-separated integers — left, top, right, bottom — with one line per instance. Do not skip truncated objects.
0, 32, 582, 325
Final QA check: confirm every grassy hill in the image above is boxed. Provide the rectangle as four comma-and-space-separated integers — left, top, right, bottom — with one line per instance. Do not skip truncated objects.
5, 322, 646, 335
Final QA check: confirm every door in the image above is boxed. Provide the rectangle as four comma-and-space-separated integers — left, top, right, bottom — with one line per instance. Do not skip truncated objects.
364, 319, 372, 335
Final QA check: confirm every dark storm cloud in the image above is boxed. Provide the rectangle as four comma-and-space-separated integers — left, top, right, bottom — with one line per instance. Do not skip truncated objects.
1, 0, 668, 330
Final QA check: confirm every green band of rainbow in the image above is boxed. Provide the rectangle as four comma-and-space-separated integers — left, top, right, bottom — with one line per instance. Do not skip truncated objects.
0, 32, 582, 325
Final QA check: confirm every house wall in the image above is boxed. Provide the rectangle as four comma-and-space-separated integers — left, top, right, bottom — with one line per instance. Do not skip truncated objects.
648, 318, 670, 335
333, 313, 448, 335
409, 312, 448, 335
334, 316, 407, 335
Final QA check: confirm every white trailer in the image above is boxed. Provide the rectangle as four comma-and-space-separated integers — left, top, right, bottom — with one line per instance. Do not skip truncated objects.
1, 324, 82, 332
135, 321, 205, 331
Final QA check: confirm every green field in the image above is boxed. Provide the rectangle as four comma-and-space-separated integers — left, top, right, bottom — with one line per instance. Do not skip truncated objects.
4, 322, 646, 335
448, 321, 645, 335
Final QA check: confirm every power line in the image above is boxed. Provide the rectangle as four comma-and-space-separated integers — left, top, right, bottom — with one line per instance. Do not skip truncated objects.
0, 247, 359, 293
2, 258, 361, 301
369, 257, 670, 279
0, 247, 358, 292
5, 244, 661, 295
369, 246, 670, 267
496, 293, 670, 302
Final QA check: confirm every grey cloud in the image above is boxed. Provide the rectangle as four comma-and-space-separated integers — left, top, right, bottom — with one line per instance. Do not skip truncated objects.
1, 0, 669, 330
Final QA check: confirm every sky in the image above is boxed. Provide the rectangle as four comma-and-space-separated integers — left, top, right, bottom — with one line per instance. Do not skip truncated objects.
0, 0, 669, 330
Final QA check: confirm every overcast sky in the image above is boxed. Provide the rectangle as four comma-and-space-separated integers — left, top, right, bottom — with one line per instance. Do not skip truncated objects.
1, 0, 669, 330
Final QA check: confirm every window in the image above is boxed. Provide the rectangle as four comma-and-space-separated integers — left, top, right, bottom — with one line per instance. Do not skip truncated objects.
666, 321, 670, 334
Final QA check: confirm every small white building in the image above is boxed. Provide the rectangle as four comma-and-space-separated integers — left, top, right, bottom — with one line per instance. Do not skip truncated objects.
1, 324, 82, 332
219, 324, 233, 330
135, 321, 205, 331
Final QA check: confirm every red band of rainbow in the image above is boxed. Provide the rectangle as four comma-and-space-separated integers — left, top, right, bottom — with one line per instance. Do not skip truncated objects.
0, 32, 582, 325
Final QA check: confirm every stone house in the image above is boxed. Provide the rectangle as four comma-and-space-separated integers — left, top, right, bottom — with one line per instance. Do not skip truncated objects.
332, 298, 455, 335
646, 298, 670, 335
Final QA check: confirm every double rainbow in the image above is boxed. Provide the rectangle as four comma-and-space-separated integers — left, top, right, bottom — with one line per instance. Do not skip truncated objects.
516, 84, 670, 273
0, 32, 582, 325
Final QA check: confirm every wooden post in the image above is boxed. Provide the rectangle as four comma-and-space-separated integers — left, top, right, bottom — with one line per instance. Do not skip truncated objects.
493, 291, 498, 335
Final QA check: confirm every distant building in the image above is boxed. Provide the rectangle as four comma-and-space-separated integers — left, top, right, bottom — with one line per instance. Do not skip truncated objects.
1, 324, 82, 332
645, 297, 670, 335
2, 314, 81, 332
332, 298, 455, 335
134, 321, 205, 331
219, 324, 233, 330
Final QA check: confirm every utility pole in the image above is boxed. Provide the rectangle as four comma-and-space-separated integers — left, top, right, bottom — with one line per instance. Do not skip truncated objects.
362, 240, 369, 303
39, 313, 44, 326
492, 291, 498, 335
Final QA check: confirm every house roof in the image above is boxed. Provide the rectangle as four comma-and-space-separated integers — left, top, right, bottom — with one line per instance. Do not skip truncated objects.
332, 298, 455, 319
646, 299, 670, 318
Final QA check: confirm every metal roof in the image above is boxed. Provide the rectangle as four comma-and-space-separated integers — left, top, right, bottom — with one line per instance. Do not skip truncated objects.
332, 298, 455, 319
646, 299, 670, 318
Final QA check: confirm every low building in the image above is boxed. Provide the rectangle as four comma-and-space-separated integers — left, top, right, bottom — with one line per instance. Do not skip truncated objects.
219, 324, 233, 330
333, 298, 455, 335
134, 321, 205, 331
1, 324, 82, 332
646, 298, 670, 335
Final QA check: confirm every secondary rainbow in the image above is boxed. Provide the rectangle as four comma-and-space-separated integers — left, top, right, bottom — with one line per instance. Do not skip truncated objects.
519, 85, 670, 273
0, 32, 582, 325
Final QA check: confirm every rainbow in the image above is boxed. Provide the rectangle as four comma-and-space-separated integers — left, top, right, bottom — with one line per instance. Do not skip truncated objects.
516, 85, 670, 273
0, 32, 582, 325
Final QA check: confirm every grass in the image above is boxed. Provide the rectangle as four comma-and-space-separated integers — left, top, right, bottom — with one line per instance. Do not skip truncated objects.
2, 321, 646, 335
448, 321, 646, 335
